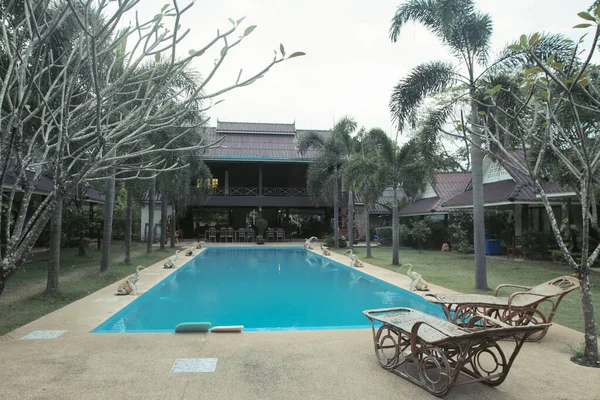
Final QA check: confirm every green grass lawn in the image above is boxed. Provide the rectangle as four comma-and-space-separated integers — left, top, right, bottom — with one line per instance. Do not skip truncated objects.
0, 242, 174, 336
335, 246, 599, 334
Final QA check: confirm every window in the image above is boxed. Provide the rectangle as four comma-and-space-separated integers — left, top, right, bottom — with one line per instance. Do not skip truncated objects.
211, 178, 219, 188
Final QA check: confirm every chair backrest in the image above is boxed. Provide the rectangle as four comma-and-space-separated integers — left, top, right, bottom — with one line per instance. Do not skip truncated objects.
513, 236, 522, 247
220, 228, 227, 235
529, 276, 580, 297
227, 227, 234, 235
209, 228, 216, 237
277, 229, 284, 238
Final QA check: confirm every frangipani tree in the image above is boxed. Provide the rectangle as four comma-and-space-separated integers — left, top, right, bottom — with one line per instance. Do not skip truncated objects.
0, 0, 304, 296
475, 10, 600, 365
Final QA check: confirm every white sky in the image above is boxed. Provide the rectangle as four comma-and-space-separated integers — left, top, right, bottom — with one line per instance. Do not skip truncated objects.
126, 0, 594, 134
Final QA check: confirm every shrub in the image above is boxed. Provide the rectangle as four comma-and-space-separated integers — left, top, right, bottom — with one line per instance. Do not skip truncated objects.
410, 220, 432, 252
376, 227, 393, 246
399, 224, 411, 246
255, 218, 268, 236
551, 249, 600, 268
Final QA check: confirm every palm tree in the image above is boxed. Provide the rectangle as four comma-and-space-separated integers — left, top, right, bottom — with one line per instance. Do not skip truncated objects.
389, 0, 573, 287
389, 0, 493, 288
365, 130, 430, 264
343, 128, 393, 258
298, 117, 356, 248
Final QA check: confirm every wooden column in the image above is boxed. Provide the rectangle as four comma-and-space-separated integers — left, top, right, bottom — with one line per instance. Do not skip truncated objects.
258, 163, 263, 195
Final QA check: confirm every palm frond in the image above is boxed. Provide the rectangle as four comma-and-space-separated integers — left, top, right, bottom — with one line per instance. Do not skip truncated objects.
297, 131, 326, 155
390, 0, 475, 43
492, 33, 574, 71
390, 61, 457, 128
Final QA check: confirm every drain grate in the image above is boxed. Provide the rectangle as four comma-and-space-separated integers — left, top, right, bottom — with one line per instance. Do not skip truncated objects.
20, 330, 67, 340
170, 358, 217, 373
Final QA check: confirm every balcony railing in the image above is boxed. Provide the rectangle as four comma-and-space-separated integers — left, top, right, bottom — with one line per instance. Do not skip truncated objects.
208, 187, 308, 196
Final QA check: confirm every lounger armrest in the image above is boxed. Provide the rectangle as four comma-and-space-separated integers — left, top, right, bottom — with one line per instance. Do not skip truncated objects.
494, 283, 533, 296
466, 314, 509, 329
507, 291, 546, 308
410, 321, 452, 356
362, 307, 413, 319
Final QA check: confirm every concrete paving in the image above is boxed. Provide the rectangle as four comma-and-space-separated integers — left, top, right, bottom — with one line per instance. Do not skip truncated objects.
1, 243, 598, 400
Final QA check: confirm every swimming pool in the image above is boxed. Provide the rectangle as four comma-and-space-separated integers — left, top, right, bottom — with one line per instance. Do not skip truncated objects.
92, 247, 444, 333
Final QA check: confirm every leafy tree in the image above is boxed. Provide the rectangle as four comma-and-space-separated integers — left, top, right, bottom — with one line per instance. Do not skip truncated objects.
0, 0, 304, 296
298, 117, 356, 248
410, 220, 432, 252
477, 11, 600, 364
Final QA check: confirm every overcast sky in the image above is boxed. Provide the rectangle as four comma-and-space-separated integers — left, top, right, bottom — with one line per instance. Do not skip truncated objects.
128, 0, 594, 134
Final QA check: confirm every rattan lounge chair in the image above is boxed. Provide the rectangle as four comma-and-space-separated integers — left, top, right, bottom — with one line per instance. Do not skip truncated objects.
363, 307, 549, 397
424, 275, 579, 342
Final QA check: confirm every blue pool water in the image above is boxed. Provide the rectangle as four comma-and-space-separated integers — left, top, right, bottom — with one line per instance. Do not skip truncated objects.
92, 247, 444, 333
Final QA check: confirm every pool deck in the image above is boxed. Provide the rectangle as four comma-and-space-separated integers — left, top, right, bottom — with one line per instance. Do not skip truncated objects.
1, 243, 598, 399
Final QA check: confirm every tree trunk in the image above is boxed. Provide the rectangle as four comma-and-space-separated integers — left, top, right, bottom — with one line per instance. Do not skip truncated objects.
160, 190, 167, 251
470, 96, 488, 290
77, 197, 85, 257
147, 177, 156, 255
124, 185, 133, 265
170, 202, 176, 248
347, 188, 354, 250
365, 201, 372, 258
100, 175, 116, 272
392, 184, 400, 265
578, 177, 598, 363
44, 197, 63, 296
333, 166, 339, 248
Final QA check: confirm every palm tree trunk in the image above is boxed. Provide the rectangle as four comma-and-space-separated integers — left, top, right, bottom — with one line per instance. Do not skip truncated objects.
470, 96, 488, 290
365, 201, 372, 258
333, 166, 339, 248
347, 188, 354, 249
392, 184, 400, 265
160, 190, 167, 251
77, 199, 85, 257
170, 201, 176, 248
124, 185, 133, 265
45, 197, 63, 296
100, 175, 116, 272
147, 177, 156, 255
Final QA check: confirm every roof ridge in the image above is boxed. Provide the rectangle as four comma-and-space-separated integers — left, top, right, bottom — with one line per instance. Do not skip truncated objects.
217, 121, 295, 126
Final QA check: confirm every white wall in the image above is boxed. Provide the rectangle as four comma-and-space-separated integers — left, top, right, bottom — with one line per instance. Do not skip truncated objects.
482, 157, 512, 184
140, 203, 173, 241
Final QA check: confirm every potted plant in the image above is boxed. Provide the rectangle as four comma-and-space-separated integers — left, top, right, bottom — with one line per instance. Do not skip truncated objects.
255, 218, 268, 245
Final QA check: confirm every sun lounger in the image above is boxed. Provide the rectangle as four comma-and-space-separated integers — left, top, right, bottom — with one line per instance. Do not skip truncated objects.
423, 275, 579, 342
363, 307, 549, 397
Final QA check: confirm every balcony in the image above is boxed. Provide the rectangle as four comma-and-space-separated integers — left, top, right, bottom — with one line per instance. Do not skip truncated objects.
191, 186, 318, 208
210, 187, 308, 196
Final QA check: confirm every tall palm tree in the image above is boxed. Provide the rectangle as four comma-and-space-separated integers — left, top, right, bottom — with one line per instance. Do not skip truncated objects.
389, 0, 572, 287
298, 117, 356, 248
389, 0, 493, 288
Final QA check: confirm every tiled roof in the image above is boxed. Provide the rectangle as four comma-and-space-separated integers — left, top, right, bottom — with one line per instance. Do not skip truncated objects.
399, 172, 471, 216
217, 121, 296, 134
202, 122, 330, 161
355, 187, 408, 214
443, 179, 536, 207
432, 172, 472, 202
441, 151, 573, 208
1, 158, 104, 203
398, 197, 441, 216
